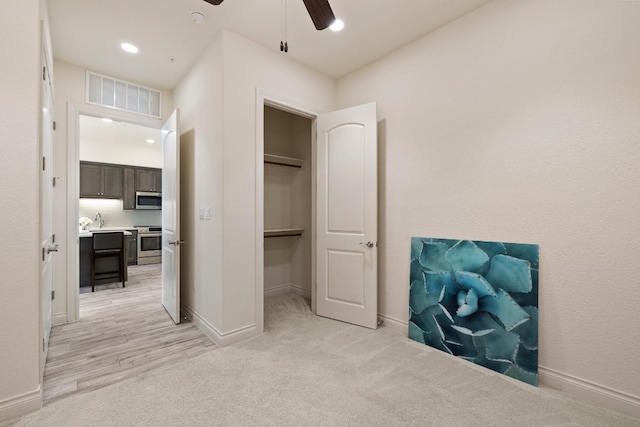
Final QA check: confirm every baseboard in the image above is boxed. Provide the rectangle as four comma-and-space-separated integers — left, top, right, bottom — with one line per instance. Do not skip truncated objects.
378, 313, 407, 335
0, 387, 42, 422
264, 284, 311, 300
539, 366, 640, 418
53, 312, 68, 326
181, 305, 260, 347
264, 284, 291, 298
375, 313, 639, 418
289, 285, 311, 299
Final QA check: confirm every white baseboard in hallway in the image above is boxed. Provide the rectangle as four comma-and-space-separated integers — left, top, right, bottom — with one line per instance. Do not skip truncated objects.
42, 264, 218, 405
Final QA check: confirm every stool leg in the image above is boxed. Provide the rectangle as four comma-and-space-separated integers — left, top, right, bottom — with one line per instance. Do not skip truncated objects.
91, 252, 95, 292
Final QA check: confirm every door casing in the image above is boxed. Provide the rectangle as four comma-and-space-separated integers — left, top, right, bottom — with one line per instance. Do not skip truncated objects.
65, 103, 163, 322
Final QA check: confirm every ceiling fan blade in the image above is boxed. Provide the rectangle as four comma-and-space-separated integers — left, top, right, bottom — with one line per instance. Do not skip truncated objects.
302, 0, 336, 31
203, 0, 224, 5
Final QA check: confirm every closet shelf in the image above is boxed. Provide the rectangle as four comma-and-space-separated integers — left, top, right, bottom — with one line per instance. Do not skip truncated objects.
264, 153, 303, 168
264, 228, 304, 238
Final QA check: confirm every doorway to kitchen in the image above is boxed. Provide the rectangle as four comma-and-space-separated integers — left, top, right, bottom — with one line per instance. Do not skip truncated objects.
42, 109, 199, 403
77, 114, 163, 300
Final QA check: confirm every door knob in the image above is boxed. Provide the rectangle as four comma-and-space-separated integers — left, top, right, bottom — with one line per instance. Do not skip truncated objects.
359, 241, 374, 248
46, 245, 59, 254
168, 240, 185, 246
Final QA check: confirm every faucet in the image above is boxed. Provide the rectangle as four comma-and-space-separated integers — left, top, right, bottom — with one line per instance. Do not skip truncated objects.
95, 212, 104, 229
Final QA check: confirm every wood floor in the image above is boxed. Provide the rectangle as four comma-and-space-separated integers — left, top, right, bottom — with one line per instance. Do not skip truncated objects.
43, 264, 217, 404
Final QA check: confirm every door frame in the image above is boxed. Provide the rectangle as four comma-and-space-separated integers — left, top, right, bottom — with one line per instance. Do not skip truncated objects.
66, 102, 163, 322
255, 89, 319, 333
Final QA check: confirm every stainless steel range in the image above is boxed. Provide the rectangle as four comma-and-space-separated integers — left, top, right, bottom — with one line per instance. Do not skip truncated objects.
135, 226, 162, 265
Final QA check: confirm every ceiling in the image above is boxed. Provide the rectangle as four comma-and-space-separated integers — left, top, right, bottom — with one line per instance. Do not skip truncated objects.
79, 115, 162, 146
48, 0, 492, 90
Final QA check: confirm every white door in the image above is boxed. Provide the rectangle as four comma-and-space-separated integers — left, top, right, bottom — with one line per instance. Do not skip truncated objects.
316, 102, 378, 329
40, 44, 55, 375
162, 109, 181, 323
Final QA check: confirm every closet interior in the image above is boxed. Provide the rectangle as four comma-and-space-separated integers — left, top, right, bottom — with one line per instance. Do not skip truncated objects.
263, 105, 312, 299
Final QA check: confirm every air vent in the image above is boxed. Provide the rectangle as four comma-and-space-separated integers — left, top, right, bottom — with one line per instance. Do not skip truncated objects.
86, 71, 162, 119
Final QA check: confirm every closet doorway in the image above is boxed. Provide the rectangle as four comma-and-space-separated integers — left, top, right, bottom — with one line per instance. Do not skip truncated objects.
262, 105, 314, 305
256, 93, 379, 332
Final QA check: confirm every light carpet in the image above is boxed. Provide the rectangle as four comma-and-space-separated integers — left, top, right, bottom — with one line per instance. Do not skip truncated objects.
4, 294, 639, 426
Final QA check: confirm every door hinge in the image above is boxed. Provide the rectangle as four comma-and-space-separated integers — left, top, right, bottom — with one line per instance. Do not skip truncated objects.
51, 290, 55, 300
53, 121, 57, 131
42, 247, 45, 261
53, 177, 60, 187
52, 233, 56, 244
42, 156, 46, 171
42, 338, 45, 352
42, 66, 46, 81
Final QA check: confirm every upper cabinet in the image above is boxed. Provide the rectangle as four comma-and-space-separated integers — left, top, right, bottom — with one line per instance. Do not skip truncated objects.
122, 167, 136, 210
80, 161, 161, 204
136, 167, 162, 193
80, 162, 123, 198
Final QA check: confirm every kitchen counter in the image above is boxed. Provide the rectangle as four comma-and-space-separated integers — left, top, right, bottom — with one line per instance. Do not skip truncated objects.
79, 227, 133, 237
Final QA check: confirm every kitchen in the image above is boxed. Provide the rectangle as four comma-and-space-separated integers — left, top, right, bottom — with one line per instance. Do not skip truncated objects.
78, 114, 163, 293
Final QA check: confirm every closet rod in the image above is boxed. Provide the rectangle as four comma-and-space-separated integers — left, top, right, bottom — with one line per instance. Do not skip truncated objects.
264, 153, 303, 168
264, 228, 304, 238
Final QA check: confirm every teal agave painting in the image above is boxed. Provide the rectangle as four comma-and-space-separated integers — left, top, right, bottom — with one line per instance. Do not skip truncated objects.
409, 237, 539, 386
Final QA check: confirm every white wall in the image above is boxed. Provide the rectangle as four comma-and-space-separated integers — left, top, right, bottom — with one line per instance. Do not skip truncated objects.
80, 137, 163, 169
174, 34, 225, 334
0, 0, 46, 420
337, 0, 640, 416
174, 30, 335, 344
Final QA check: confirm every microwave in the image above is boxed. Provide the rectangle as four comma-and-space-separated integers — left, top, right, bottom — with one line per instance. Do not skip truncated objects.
135, 191, 162, 210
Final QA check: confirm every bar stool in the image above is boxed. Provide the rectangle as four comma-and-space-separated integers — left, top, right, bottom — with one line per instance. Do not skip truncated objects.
90, 232, 126, 292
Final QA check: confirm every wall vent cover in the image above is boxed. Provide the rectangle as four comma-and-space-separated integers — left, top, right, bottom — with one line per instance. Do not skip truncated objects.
86, 71, 162, 119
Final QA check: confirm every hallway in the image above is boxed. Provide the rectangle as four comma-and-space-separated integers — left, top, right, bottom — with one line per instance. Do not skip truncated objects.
43, 264, 217, 404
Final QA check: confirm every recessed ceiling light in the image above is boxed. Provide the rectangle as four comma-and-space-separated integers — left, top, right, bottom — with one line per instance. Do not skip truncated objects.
329, 19, 344, 32
121, 42, 139, 54
146, 139, 155, 144
102, 118, 112, 123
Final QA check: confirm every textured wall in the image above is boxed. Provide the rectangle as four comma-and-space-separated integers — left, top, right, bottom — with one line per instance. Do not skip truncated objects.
175, 30, 335, 339
0, 0, 42, 417
337, 0, 640, 412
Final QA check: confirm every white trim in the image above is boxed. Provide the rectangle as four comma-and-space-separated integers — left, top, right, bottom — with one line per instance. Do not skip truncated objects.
264, 284, 292, 299
182, 305, 258, 347
53, 313, 68, 325
66, 103, 80, 323
373, 312, 640, 418
378, 313, 407, 335
0, 388, 42, 422
65, 102, 163, 323
255, 89, 320, 335
264, 284, 312, 300
290, 284, 312, 300
539, 366, 640, 418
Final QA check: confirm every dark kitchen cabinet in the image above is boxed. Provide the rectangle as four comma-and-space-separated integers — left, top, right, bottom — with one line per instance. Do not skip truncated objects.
126, 229, 138, 265
80, 162, 123, 198
122, 167, 136, 210
136, 167, 162, 192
